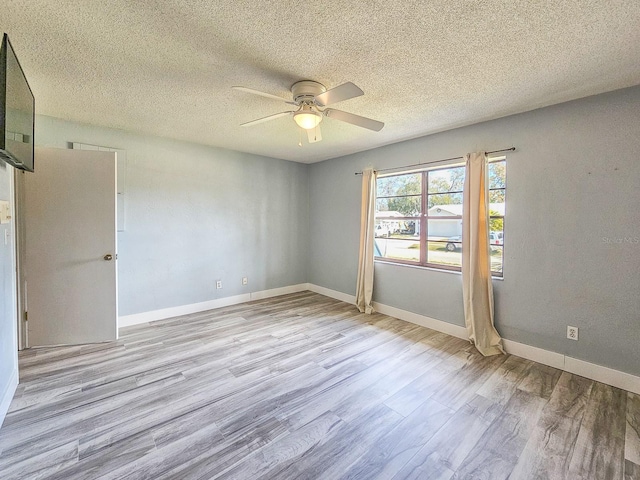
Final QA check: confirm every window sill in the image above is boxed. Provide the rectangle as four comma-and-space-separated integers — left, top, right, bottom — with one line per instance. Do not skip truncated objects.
374, 258, 504, 281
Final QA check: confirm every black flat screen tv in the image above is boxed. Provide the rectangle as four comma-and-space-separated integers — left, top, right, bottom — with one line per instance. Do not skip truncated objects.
0, 33, 35, 172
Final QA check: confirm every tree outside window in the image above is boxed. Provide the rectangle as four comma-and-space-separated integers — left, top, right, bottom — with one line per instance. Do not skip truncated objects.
375, 158, 506, 275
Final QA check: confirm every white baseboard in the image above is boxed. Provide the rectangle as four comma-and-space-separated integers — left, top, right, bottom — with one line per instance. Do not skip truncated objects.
306, 284, 356, 304
119, 294, 251, 327
249, 283, 309, 301
502, 339, 566, 370
0, 368, 18, 428
373, 302, 468, 341
564, 356, 640, 396
307, 283, 640, 396
504, 339, 640, 394
119, 284, 309, 328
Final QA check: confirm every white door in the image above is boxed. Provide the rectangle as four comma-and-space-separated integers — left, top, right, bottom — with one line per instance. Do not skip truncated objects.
24, 147, 117, 346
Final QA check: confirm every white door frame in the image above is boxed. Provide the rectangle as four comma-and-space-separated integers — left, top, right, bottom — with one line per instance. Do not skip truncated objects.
13, 168, 27, 350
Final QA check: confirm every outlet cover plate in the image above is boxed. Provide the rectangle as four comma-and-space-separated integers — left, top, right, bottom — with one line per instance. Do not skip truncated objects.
567, 326, 579, 341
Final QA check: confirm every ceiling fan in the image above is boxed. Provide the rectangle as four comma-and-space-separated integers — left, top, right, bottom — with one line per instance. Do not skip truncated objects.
232, 81, 384, 144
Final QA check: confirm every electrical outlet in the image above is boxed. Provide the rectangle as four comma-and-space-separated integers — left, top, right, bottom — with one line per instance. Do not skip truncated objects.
242, 277, 248, 286
567, 326, 579, 341
216, 280, 222, 289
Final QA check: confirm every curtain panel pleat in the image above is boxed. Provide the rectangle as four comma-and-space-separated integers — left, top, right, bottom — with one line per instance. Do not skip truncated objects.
462, 152, 505, 356
355, 168, 376, 314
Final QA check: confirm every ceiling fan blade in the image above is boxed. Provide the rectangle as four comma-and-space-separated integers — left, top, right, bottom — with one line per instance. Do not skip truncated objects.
232, 86, 295, 105
307, 125, 322, 143
324, 108, 384, 131
240, 111, 293, 127
314, 82, 364, 106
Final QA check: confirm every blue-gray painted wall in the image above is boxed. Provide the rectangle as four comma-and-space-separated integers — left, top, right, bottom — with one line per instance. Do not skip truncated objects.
309, 85, 640, 377
35, 116, 310, 316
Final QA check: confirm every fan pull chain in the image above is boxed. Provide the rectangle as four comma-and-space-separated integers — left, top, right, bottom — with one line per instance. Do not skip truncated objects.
298, 128, 302, 147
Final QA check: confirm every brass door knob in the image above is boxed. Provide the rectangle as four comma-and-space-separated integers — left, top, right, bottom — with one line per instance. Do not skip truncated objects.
103, 254, 113, 261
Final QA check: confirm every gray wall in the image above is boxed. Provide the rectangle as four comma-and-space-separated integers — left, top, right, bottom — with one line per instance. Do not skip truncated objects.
309, 85, 640, 377
36, 116, 310, 316
0, 162, 16, 411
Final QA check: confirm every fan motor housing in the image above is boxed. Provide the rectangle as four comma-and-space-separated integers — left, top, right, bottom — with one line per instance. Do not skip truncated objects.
291, 81, 326, 105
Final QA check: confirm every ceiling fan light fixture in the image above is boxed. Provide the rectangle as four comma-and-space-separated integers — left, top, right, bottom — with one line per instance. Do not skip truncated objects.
293, 105, 322, 130
233, 80, 384, 139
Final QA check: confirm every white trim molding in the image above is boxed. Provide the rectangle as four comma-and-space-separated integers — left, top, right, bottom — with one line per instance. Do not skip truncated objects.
503, 339, 640, 395
2, 169, 20, 427
0, 368, 18, 427
118, 284, 309, 328
564, 356, 640, 395
306, 284, 356, 305
502, 339, 565, 370
373, 301, 468, 341
249, 284, 309, 301
307, 283, 640, 396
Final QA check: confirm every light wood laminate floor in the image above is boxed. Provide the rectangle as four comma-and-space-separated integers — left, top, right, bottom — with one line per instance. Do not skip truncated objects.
1, 292, 638, 479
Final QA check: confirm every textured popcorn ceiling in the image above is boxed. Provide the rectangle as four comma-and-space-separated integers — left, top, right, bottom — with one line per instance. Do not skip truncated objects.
2, 1, 640, 163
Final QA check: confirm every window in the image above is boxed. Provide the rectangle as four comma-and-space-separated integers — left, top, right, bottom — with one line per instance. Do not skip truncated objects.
374, 158, 506, 276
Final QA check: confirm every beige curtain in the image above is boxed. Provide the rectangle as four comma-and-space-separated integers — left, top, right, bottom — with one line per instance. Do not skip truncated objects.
355, 167, 376, 314
462, 152, 505, 356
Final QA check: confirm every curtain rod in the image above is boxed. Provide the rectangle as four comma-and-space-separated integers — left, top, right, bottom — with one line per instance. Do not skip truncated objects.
354, 147, 516, 175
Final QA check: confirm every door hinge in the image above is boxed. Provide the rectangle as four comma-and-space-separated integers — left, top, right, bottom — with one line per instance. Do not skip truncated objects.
24, 311, 28, 321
